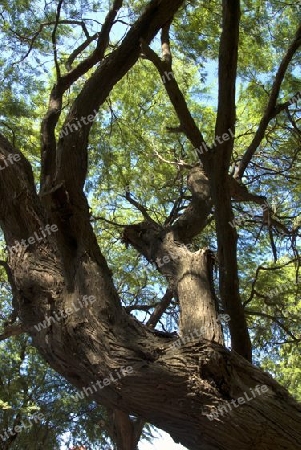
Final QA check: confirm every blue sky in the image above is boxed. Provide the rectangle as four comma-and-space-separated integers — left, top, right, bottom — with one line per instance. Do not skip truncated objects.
139, 430, 187, 450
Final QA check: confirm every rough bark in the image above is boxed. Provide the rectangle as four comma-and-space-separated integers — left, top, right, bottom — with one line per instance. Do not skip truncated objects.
1, 132, 301, 450
1, 1, 301, 449
109, 410, 144, 450
141, 2, 253, 361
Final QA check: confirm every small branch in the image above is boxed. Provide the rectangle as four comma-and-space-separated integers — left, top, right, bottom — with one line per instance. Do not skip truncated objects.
153, 146, 193, 169
245, 310, 298, 341
164, 188, 188, 227
268, 227, 278, 263
91, 216, 127, 227
166, 125, 184, 133
65, 32, 98, 70
0, 121, 16, 146
140, 39, 208, 165
0, 259, 11, 277
146, 288, 174, 328
125, 303, 158, 313
229, 176, 291, 235
0, 259, 19, 320
125, 191, 156, 224
243, 258, 299, 307
52, 0, 64, 80
286, 106, 301, 136
10, 20, 93, 65
60, 0, 123, 91
258, 258, 298, 272
235, 22, 301, 179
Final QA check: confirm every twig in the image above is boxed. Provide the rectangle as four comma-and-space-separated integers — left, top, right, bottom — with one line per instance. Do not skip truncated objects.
235, 22, 301, 179
153, 147, 193, 169
52, 0, 64, 80
125, 191, 156, 224
245, 310, 299, 341
91, 216, 127, 227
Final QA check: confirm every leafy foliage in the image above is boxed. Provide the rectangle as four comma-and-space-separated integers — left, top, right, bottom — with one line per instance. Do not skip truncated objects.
0, 0, 300, 448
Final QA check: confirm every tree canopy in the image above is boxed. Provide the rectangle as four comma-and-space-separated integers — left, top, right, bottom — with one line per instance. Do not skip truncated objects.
0, 1, 300, 449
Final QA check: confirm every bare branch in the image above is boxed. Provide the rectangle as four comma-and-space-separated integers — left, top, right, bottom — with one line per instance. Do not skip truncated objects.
153, 146, 193, 169
125, 191, 157, 224
54, 0, 185, 209
91, 216, 127, 228
245, 310, 299, 342
140, 40, 208, 166
146, 288, 174, 328
125, 303, 158, 313
40, 1, 124, 193
9, 19, 93, 65
51, 0, 64, 80
59, 0, 123, 92
235, 22, 301, 180
65, 32, 98, 70
228, 176, 291, 235
243, 258, 299, 307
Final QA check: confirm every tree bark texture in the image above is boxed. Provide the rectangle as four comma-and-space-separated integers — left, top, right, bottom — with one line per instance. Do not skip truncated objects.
1, 132, 301, 450
1, 1, 301, 449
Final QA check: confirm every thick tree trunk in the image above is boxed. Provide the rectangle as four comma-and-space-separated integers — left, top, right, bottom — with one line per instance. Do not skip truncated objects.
1, 0, 300, 448
1, 133, 301, 450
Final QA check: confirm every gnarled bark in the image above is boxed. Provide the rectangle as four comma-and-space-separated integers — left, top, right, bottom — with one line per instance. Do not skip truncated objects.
1, 1, 301, 449
1, 132, 301, 450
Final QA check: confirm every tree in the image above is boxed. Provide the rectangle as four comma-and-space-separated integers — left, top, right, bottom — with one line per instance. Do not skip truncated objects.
0, 0, 300, 449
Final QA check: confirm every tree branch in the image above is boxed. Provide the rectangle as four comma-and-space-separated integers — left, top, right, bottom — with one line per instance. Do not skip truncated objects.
146, 288, 174, 328
245, 310, 299, 342
40, 0, 124, 192
42, 0, 184, 215
228, 176, 291, 235
65, 32, 98, 71
209, 0, 252, 362
140, 40, 208, 169
125, 192, 157, 224
235, 22, 301, 180
51, 0, 64, 80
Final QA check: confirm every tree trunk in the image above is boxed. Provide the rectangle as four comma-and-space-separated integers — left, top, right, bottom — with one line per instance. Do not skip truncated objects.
109, 409, 144, 450
1, 131, 301, 450
1, 0, 301, 442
